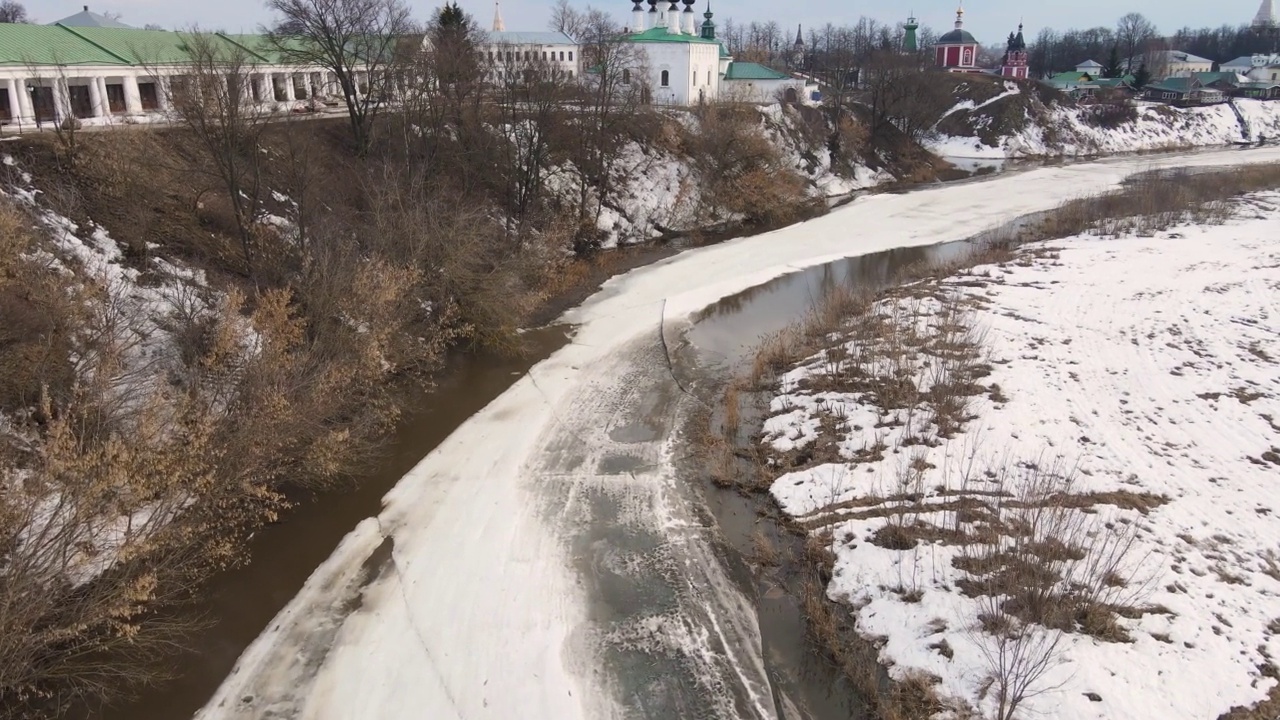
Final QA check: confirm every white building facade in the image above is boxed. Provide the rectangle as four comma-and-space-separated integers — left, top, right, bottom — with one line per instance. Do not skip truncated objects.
1223, 54, 1280, 83
0, 21, 338, 129
481, 31, 581, 81
1151, 50, 1215, 78
623, 0, 805, 106
624, 1, 727, 106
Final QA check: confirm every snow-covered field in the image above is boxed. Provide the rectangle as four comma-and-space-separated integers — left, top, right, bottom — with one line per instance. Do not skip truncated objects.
196, 147, 1280, 720
930, 95, 1280, 159
762, 194, 1280, 719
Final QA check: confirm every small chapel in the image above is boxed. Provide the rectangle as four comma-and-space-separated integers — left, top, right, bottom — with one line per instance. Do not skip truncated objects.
933, 6, 980, 72
999, 24, 1029, 79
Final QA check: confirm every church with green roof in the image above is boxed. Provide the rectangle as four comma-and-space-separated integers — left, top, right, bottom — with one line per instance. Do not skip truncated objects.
624, 0, 810, 105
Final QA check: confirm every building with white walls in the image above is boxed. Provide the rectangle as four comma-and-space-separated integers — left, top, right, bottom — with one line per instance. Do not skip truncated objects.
623, 0, 806, 106
481, 31, 581, 80
0, 16, 337, 129
1223, 54, 1280, 82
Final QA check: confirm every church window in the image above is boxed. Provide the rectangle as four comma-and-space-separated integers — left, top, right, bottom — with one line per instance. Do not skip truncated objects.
661, 70, 670, 87
569, 51, 575, 61
623, 69, 632, 84
707, 70, 711, 84
560, 51, 565, 61
543, 51, 547, 60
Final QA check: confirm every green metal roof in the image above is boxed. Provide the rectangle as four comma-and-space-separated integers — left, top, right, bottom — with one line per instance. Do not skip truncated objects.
1087, 76, 1135, 88
1049, 71, 1092, 83
0, 23, 128, 66
1146, 77, 1198, 93
723, 61, 789, 80
0, 23, 285, 68
626, 26, 720, 44
1192, 71, 1242, 86
58, 25, 200, 65
219, 34, 286, 64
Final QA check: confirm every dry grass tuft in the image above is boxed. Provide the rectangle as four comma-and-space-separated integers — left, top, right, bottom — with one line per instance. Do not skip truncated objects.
752, 529, 780, 567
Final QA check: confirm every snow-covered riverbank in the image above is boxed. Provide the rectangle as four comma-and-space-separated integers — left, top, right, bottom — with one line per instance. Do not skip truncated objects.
196, 147, 1280, 720
930, 93, 1280, 159
760, 193, 1280, 719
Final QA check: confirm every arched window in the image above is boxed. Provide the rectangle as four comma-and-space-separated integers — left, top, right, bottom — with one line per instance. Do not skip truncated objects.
623, 68, 632, 84
569, 51, 574, 61
560, 51, 565, 61
707, 70, 711, 85
660, 70, 670, 87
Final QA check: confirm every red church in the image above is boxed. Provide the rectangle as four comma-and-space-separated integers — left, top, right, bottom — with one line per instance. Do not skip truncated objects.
1000, 24, 1029, 79
934, 6, 981, 72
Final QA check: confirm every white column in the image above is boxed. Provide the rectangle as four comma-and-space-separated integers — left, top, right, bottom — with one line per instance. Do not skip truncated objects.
5, 78, 22, 122
283, 73, 296, 101
99, 77, 112, 115
256, 74, 271, 103
53, 79, 72, 123
123, 74, 142, 113
15, 79, 32, 121
87, 78, 104, 117
157, 76, 171, 111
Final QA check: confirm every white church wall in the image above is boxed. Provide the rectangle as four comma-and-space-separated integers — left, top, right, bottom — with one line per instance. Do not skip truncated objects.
634, 41, 722, 106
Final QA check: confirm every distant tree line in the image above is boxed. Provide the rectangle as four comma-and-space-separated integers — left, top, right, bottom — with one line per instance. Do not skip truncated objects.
1026, 11, 1278, 78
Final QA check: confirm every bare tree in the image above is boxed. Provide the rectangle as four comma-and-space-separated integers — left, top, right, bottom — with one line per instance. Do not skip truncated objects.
265, 0, 415, 154
0, 0, 28, 23
149, 31, 273, 279
861, 49, 951, 143
1116, 12, 1157, 69
22, 57, 82, 166
490, 45, 572, 241
411, 2, 488, 172
571, 9, 648, 249
548, 0, 587, 40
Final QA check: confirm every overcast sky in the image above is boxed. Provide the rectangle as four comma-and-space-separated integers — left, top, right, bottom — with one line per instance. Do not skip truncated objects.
28, 0, 1267, 39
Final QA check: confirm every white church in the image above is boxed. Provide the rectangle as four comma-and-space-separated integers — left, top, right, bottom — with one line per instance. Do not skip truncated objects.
622, 0, 809, 105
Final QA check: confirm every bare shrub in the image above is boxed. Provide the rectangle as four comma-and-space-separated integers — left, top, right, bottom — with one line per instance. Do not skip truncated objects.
752, 529, 780, 566
687, 104, 809, 227
1035, 164, 1280, 241
147, 31, 278, 280
957, 459, 1154, 720
1082, 100, 1138, 130
0, 204, 83, 411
